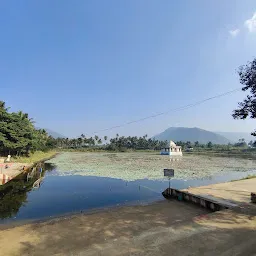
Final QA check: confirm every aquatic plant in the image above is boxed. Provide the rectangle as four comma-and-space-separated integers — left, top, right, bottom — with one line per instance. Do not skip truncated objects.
46, 153, 256, 182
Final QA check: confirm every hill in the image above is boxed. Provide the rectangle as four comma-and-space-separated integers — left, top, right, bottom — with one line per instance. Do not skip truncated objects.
45, 129, 65, 138
36, 127, 65, 139
216, 132, 254, 143
153, 127, 231, 144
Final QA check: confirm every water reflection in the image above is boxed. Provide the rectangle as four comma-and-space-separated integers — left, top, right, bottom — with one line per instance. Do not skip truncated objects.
0, 163, 49, 219
169, 157, 182, 162
0, 162, 255, 223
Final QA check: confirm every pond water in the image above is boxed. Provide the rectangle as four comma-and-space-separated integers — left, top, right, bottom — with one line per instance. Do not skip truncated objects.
0, 154, 256, 224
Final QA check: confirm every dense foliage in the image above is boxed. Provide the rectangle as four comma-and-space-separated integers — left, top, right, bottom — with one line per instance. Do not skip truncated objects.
233, 58, 256, 137
54, 134, 168, 151
0, 101, 55, 156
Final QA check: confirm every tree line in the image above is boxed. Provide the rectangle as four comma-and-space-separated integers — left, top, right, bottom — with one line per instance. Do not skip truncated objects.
176, 139, 255, 149
53, 135, 255, 152
175, 139, 255, 149
54, 134, 168, 151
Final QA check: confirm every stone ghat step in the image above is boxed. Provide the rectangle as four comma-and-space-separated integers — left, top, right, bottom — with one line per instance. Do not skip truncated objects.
162, 188, 238, 211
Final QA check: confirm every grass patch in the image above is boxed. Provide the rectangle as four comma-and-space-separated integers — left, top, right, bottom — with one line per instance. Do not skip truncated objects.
12, 151, 57, 164
231, 175, 256, 182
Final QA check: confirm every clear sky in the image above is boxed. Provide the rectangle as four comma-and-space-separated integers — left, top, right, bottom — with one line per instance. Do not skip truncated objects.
0, 1, 255, 138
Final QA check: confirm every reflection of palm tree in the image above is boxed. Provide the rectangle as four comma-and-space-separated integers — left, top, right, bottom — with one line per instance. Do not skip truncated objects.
0, 166, 46, 219
0, 189, 27, 219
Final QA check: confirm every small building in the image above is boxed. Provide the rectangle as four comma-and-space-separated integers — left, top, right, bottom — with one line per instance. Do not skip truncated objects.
160, 141, 182, 156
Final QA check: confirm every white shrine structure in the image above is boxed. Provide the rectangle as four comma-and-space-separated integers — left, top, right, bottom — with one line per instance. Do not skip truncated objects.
160, 141, 182, 156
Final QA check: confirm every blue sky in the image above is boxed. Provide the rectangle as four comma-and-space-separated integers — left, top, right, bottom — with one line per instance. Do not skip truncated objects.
0, 1, 256, 138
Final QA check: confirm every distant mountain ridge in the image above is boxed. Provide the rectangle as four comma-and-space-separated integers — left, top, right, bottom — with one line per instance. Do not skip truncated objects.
36, 127, 65, 138
45, 129, 65, 138
153, 127, 231, 144
215, 131, 254, 143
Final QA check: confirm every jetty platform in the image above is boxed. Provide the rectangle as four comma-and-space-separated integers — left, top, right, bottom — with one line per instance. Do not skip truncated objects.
163, 178, 256, 213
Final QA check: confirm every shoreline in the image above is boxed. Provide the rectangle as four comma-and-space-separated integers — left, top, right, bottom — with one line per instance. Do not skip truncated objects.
18, 151, 59, 170
1, 171, 256, 228
1, 177, 255, 229
0, 178, 255, 255
0, 151, 58, 185
0, 198, 165, 230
